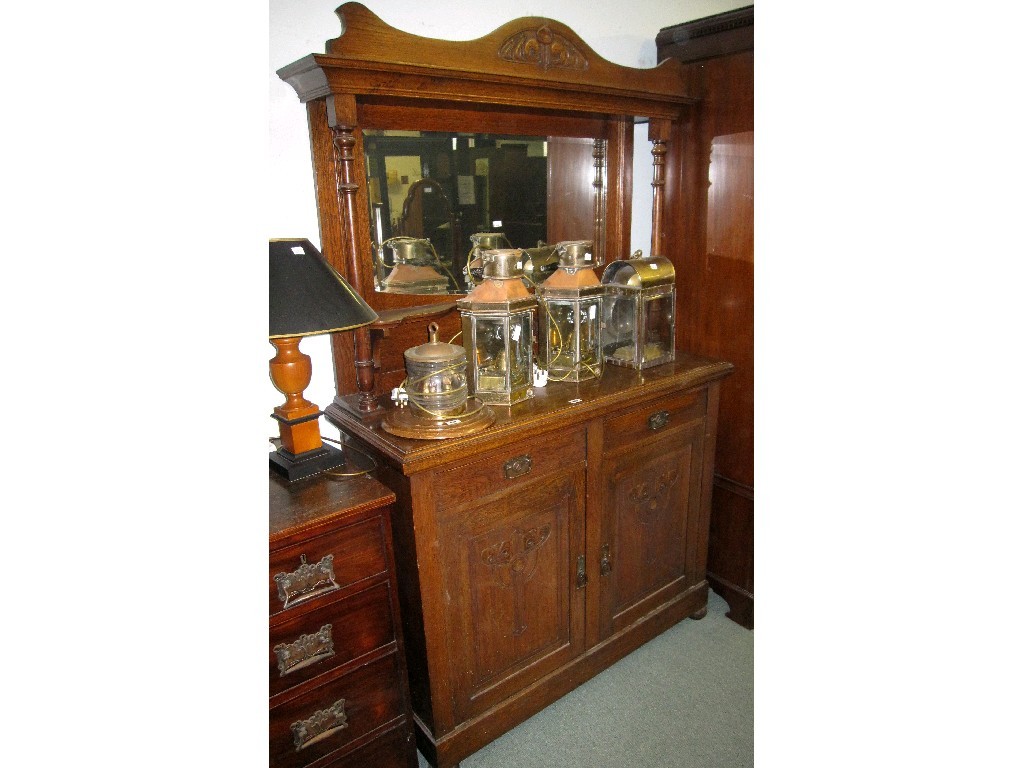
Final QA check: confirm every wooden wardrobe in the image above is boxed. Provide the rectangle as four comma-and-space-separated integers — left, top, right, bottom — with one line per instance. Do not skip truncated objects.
657, 6, 755, 628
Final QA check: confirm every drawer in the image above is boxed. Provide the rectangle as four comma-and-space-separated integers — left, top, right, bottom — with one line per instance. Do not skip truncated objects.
602, 387, 706, 453
269, 651, 405, 768
270, 516, 388, 617
432, 427, 586, 511
317, 723, 414, 768
270, 581, 397, 700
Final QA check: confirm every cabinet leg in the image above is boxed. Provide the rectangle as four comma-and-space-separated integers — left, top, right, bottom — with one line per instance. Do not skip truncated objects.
689, 605, 708, 620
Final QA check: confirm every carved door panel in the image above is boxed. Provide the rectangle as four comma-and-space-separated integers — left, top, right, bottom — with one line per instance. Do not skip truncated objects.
437, 465, 586, 723
599, 418, 705, 638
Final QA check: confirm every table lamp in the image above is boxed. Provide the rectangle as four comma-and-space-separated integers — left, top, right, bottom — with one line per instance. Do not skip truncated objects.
269, 238, 379, 481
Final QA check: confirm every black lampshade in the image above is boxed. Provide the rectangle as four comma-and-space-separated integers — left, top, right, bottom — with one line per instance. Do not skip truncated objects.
269, 238, 378, 338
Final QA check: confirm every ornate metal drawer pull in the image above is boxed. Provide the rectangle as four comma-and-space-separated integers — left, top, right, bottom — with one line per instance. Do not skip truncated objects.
274, 624, 335, 677
504, 454, 532, 480
648, 410, 670, 431
575, 554, 587, 589
291, 698, 348, 751
274, 554, 339, 609
600, 544, 612, 576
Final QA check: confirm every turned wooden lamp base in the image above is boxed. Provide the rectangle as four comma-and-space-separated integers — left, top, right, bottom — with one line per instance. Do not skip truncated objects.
269, 335, 350, 482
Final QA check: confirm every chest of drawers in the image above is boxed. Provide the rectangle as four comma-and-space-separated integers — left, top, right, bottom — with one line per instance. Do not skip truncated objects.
270, 471, 417, 768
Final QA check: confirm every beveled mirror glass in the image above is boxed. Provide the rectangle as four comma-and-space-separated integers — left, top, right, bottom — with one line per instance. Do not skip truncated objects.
364, 129, 605, 294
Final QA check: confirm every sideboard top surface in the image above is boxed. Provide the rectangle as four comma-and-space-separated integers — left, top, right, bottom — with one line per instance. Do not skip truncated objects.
327, 353, 733, 475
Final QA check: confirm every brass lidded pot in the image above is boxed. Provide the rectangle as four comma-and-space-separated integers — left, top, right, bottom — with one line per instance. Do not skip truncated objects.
401, 321, 468, 419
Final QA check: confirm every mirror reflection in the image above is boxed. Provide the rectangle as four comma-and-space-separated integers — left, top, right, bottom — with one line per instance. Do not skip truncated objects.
365, 129, 601, 294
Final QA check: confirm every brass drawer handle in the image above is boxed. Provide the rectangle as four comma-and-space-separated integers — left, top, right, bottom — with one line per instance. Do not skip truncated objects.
504, 454, 532, 480
648, 410, 670, 431
291, 698, 348, 751
274, 554, 340, 609
274, 624, 335, 677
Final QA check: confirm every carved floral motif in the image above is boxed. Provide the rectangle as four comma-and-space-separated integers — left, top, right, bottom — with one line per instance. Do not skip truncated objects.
498, 25, 588, 72
629, 470, 679, 520
480, 524, 552, 635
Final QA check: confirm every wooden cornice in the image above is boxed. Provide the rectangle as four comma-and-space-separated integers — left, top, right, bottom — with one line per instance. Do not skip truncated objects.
277, 2, 696, 120
655, 5, 754, 63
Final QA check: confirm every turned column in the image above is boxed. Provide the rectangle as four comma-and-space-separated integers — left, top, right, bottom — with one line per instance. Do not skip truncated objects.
331, 122, 380, 413
649, 118, 671, 258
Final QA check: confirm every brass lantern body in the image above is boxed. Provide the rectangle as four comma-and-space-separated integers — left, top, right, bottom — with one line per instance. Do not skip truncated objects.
601, 254, 676, 369
457, 249, 537, 406
536, 241, 604, 382
465, 231, 512, 286
519, 242, 559, 287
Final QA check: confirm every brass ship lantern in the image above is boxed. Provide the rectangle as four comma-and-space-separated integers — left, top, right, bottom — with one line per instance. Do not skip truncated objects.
536, 240, 604, 382
378, 236, 453, 294
601, 254, 676, 369
383, 322, 494, 439
465, 231, 512, 285
456, 248, 537, 406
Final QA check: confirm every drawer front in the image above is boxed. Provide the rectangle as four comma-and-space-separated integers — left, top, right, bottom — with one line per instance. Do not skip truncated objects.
602, 387, 706, 453
432, 428, 586, 511
269, 651, 404, 768
270, 517, 388, 617
270, 581, 396, 699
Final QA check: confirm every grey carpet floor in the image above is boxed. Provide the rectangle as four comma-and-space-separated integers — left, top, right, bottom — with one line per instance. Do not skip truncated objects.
417, 589, 754, 767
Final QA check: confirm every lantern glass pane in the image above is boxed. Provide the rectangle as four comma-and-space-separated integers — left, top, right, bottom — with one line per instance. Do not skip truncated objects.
543, 297, 602, 380
603, 289, 638, 363
642, 293, 674, 364
472, 315, 511, 394
578, 299, 603, 376
544, 301, 576, 373
510, 312, 532, 390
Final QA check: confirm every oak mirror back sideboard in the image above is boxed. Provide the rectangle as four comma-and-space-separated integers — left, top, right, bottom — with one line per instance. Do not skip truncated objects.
277, 5, 733, 767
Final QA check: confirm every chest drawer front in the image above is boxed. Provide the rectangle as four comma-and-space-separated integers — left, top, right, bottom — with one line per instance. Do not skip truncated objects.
432, 428, 586, 512
270, 517, 388, 617
269, 651, 404, 768
270, 581, 397, 699
602, 387, 706, 453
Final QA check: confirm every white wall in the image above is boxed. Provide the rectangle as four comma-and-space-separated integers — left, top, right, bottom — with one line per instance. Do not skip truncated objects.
268, 0, 751, 422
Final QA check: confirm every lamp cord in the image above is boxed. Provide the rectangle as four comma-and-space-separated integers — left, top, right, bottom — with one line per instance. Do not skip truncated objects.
320, 436, 377, 478
269, 435, 378, 479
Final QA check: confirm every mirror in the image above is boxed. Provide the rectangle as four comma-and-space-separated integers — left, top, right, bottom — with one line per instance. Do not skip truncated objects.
364, 129, 605, 294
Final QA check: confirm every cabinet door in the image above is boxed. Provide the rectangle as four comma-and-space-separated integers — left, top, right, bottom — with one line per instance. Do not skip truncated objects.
435, 458, 587, 723
599, 415, 705, 638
